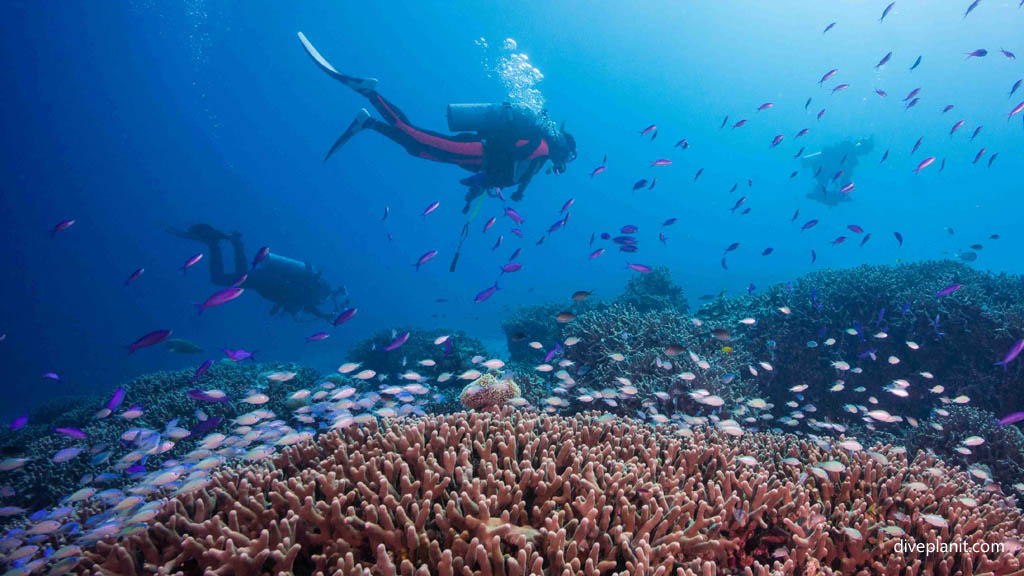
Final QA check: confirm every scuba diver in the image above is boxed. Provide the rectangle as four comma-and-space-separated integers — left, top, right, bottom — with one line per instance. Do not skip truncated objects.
167, 224, 347, 323
801, 137, 874, 207
296, 32, 577, 214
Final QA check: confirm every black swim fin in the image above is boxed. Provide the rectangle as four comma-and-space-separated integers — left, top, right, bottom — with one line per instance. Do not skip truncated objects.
325, 109, 371, 162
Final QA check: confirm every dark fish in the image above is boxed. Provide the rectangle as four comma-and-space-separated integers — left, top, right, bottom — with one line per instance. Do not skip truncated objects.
51, 219, 75, 238
721, 258, 728, 270
724, 242, 740, 253
382, 205, 389, 221
791, 209, 800, 223
971, 126, 983, 140
193, 359, 212, 382
127, 330, 172, 354
811, 249, 817, 264
970, 244, 983, 250
648, 178, 657, 190
619, 245, 639, 253
632, 179, 648, 191
621, 225, 639, 234
166, 339, 204, 354
662, 218, 677, 226
509, 247, 522, 261
823, 22, 836, 34
988, 153, 999, 168
1010, 79, 1022, 98
190, 416, 222, 436
694, 168, 704, 181
1003, 49, 1017, 60
958, 251, 978, 262
880, 1, 895, 22
720, 116, 728, 129
124, 268, 145, 286
880, 149, 889, 164
875, 51, 893, 69
710, 328, 731, 341
965, 49, 988, 59
805, 97, 812, 110
762, 247, 773, 256
860, 233, 871, 247
801, 219, 819, 231
894, 232, 903, 247
910, 55, 922, 70
571, 291, 592, 302
963, 0, 980, 18
555, 312, 576, 323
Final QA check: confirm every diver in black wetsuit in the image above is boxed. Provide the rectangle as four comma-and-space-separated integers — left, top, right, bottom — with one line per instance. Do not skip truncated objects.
801, 137, 874, 207
296, 32, 577, 214
168, 224, 346, 323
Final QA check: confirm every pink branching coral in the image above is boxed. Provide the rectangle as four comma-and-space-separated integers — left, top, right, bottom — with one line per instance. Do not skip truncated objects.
76, 410, 1024, 575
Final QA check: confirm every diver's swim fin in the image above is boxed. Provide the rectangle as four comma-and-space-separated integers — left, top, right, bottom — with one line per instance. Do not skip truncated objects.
297, 32, 377, 94
325, 108, 371, 162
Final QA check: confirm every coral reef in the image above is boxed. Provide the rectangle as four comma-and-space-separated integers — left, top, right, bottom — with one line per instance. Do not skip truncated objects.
0, 361, 318, 514
697, 260, 1024, 420
349, 328, 487, 396
502, 303, 571, 363
459, 373, 521, 410
77, 410, 1024, 575
905, 405, 1024, 491
613, 266, 689, 313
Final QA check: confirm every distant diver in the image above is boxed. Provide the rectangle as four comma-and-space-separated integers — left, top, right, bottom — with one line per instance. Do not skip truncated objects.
296, 32, 577, 214
168, 224, 347, 324
801, 137, 874, 207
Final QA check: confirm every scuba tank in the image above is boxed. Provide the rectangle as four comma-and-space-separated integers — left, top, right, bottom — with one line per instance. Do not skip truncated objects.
446, 102, 538, 134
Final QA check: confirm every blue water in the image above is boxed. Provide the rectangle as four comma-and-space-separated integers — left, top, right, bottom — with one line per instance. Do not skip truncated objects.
1, 1, 1021, 421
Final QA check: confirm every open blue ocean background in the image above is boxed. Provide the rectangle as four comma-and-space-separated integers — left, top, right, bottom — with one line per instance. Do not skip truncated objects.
1, 0, 1020, 421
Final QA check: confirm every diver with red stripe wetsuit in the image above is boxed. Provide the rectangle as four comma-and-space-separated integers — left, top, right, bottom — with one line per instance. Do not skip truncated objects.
298, 32, 577, 213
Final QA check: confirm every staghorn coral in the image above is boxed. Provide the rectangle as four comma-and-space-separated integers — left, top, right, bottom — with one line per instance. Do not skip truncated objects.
349, 328, 488, 393
556, 303, 764, 416
459, 373, 521, 410
76, 410, 1024, 575
613, 266, 689, 313
905, 405, 1024, 490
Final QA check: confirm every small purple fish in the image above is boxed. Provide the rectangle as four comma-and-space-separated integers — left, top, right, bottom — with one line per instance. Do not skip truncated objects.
51, 219, 75, 238
544, 343, 563, 364
195, 287, 244, 314
306, 332, 330, 343
127, 329, 172, 354
187, 389, 229, 404
9, 416, 27, 430
500, 262, 522, 274
181, 253, 203, 273
662, 218, 677, 226
475, 283, 499, 303
631, 179, 648, 192
504, 208, 524, 224
232, 274, 248, 287
334, 307, 358, 326
106, 388, 126, 411
194, 359, 213, 382
998, 412, 1024, 426
860, 233, 871, 247
53, 427, 87, 439
384, 332, 410, 352
995, 339, 1024, 370
589, 248, 605, 260
224, 349, 255, 362
414, 250, 438, 271
724, 242, 740, 253
124, 268, 145, 286
626, 263, 652, 274
43, 372, 60, 381
483, 217, 496, 233
382, 204, 389, 221
190, 416, 222, 436
492, 235, 503, 250
965, 49, 988, 59
252, 246, 270, 269
762, 247, 773, 256
509, 248, 522, 262
935, 283, 962, 298
801, 219, 819, 231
